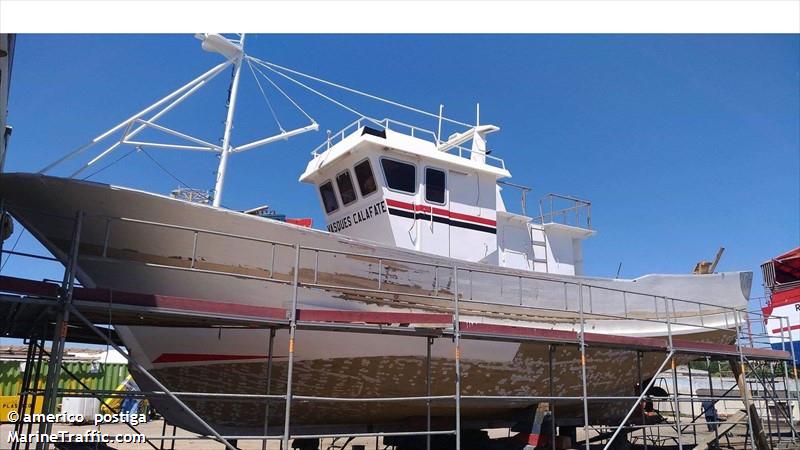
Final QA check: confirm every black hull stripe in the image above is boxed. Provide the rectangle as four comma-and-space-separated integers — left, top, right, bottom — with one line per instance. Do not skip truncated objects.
387, 208, 497, 235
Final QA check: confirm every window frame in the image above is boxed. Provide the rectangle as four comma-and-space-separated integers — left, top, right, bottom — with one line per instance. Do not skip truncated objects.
352, 158, 378, 199
318, 180, 340, 215
379, 156, 417, 195
424, 166, 447, 206
335, 169, 359, 207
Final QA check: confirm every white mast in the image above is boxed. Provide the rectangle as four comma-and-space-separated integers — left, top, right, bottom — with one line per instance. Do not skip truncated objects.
40, 33, 319, 203
212, 34, 246, 207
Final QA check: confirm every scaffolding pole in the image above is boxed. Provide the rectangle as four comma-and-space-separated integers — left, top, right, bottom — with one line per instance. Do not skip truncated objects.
549, 344, 556, 450
282, 244, 302, 449
263, 327, 276, 450
426, 336, 433, 450
453, 265, 462, 450
637, 351, 648, 450
578, 283, 590, 450
38, 210, 82, 450
667, 298, 684, 450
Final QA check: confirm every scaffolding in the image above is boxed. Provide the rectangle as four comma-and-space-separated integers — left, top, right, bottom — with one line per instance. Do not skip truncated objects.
1, 206, 798, 450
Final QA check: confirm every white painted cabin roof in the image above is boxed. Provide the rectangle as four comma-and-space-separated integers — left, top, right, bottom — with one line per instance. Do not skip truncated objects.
299, 126, 511, 184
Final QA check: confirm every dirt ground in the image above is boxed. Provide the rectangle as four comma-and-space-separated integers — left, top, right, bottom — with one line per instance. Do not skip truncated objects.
0, 419, 786, 450
2, 420, 511, 450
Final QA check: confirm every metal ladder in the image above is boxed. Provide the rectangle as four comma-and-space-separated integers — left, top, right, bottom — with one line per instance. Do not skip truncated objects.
529, 225, 549, 273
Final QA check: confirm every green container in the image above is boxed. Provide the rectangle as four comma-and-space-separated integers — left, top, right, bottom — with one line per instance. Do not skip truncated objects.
0, 360, 129, 397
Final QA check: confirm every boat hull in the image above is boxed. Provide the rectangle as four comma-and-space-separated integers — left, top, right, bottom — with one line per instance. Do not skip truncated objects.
120, 326, 733, 434
0, 173, 751, 433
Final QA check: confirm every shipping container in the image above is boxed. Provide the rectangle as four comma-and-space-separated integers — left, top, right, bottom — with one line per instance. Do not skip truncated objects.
0, 361, 129, 396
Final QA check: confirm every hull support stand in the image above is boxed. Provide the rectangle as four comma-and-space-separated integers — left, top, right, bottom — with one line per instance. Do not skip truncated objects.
730, 357, 770, 450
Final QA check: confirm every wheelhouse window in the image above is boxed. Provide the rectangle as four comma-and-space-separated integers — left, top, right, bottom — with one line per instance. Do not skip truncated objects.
425, 168, 446, 204
319, 181, 339, 214
381, 158, 416, 194
353, 159, 377, 197
336, 170, 358, 206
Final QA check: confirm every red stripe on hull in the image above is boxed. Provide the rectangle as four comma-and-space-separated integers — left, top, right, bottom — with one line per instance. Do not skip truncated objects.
385, 198, 496, 227
153, 353, 285, 363
772, 324, 800, 334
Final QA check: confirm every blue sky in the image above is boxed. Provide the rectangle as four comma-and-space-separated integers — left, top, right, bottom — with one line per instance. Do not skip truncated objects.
2, 34, 799, 310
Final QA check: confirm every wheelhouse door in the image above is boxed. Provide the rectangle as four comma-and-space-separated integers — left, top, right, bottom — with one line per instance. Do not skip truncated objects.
419, 166, 449, 257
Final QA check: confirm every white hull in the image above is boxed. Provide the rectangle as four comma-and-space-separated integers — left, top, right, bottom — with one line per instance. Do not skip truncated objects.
0, 173, 752, 433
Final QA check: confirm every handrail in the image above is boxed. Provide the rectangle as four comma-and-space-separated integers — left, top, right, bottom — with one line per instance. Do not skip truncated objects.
4, 203, 764, 325
498, 180, 532, 215
439, 142, 506, 170
309, 116, 506, 170
382, 117, 438, 142
534, 192, 592, 229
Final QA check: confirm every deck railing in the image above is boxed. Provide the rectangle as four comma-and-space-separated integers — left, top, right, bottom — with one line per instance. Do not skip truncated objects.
533, 193, 592, 230
309, 117, 506, 170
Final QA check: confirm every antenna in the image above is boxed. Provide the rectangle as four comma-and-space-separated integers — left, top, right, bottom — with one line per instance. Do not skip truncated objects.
437, 104, 444, 145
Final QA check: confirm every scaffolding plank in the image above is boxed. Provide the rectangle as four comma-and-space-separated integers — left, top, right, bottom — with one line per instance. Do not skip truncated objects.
74, 286, 289, 320
297, 309, 452, 324
673, 339, 792, 360
583, 332, 668, 350
0, 275, 59, 297
460, 323, 579, 342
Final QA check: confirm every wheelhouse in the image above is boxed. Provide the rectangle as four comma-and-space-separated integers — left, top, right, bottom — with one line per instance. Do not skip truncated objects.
299, 118, 595, 275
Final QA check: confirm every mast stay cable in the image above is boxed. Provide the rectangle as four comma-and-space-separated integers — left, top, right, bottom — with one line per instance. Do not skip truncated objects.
248, 58, 381, 129
140, 148, 193, 189
248, 56, 473, 129
246, 58, 316, 126
80, 147, 137, 181
246, 59, 285, 133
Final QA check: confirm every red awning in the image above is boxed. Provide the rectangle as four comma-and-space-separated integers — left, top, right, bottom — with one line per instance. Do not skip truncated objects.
774, 247, 800, 262
768, 247, 800, 285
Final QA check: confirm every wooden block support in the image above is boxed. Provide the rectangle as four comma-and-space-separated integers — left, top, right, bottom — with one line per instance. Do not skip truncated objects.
729, 358, 770, 450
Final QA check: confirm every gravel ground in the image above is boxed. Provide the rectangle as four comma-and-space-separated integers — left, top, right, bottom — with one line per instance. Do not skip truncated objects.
1, 419, 455, 450
2, 419, 785, 450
